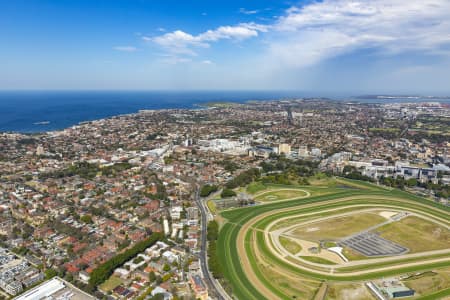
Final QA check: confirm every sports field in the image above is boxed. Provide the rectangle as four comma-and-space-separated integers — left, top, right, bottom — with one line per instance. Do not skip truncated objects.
216, 178, 450, 300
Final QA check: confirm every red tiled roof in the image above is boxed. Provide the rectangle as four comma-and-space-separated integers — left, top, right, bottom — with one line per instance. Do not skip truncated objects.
65, 263, 80, 274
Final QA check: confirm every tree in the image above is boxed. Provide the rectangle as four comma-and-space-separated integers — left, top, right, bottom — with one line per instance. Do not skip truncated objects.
65, 272, 74, 282
161, 273, 171, 282
219, 160, 239, 172
162, 263, 171, 272
45, 268, 57, 279
206, 220, 223, 278
148, 271, 156, 282
133, 256, 144, 264
225, 168, 261, 189
220, 188, 236, 198
80, 215, 93, 224
151, 294, 165, 300
200, 184, 218, 197
207, 221, 219, 241
406, 178, 418, 187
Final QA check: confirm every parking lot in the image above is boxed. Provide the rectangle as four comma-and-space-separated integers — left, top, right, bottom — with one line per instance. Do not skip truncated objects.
339, 232, 409, 257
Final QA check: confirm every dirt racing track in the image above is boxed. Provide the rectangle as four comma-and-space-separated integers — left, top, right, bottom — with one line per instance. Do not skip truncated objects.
217, 189, 450, 300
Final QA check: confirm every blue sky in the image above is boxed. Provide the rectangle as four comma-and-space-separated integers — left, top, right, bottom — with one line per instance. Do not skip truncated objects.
1, 0, 450, 93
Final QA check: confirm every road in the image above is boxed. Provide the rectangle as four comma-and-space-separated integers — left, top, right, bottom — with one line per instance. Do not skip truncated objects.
194, 186, 230, 300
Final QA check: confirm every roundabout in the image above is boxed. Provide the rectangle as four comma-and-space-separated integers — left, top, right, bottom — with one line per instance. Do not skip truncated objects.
217, 183, 450, 300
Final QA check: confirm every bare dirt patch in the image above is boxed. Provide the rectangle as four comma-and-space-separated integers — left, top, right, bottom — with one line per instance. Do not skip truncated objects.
325, 283, 375, 300
379, 211, 398, 219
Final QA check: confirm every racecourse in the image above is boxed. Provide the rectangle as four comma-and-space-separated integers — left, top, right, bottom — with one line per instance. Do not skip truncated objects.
217, 184, 450, 300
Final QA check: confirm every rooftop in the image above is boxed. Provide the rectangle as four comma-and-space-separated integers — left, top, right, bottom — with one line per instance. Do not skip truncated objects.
14, 277, 96, 300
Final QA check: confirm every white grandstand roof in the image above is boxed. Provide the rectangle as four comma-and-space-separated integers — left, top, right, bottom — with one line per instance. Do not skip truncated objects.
14, 277, 65, 300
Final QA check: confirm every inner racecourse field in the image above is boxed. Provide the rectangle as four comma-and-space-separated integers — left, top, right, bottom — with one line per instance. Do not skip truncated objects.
216, 180, 450, 300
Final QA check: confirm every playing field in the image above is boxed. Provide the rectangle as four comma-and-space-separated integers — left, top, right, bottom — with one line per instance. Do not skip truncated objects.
216, 179, 450, 300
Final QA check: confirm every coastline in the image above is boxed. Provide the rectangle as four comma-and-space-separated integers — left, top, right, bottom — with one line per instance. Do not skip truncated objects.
0, 91, 449, 134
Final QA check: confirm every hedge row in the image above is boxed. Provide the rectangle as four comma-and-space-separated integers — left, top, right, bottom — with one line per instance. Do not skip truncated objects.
207, 220, 223, 278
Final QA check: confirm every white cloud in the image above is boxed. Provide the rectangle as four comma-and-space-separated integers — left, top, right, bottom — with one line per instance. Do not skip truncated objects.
151, 30, 208, 56
239, 8, 259, 15
149, 23, 268, 58
201, 60, 213, 65
269, 0, 450, 67
113, 46, 138, 52
148, 0, 450, 69
158, 54, 192, 65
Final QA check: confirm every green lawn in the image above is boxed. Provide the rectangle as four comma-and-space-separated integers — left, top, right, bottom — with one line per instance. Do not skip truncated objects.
254, 189, 309, 202
99, 276, 123, 292
279, 236, 302, 254
246, 181, 268, 194
206, 199, 217, 214
299, 256, 337, 265
342, 247, 367, 261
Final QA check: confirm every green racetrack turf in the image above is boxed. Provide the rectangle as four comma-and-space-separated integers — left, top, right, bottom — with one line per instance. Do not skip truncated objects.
217, 187, 450, 299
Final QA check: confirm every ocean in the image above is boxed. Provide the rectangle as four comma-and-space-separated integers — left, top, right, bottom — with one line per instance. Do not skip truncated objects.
0, 91, 448, 133
0, 91, 289, 133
